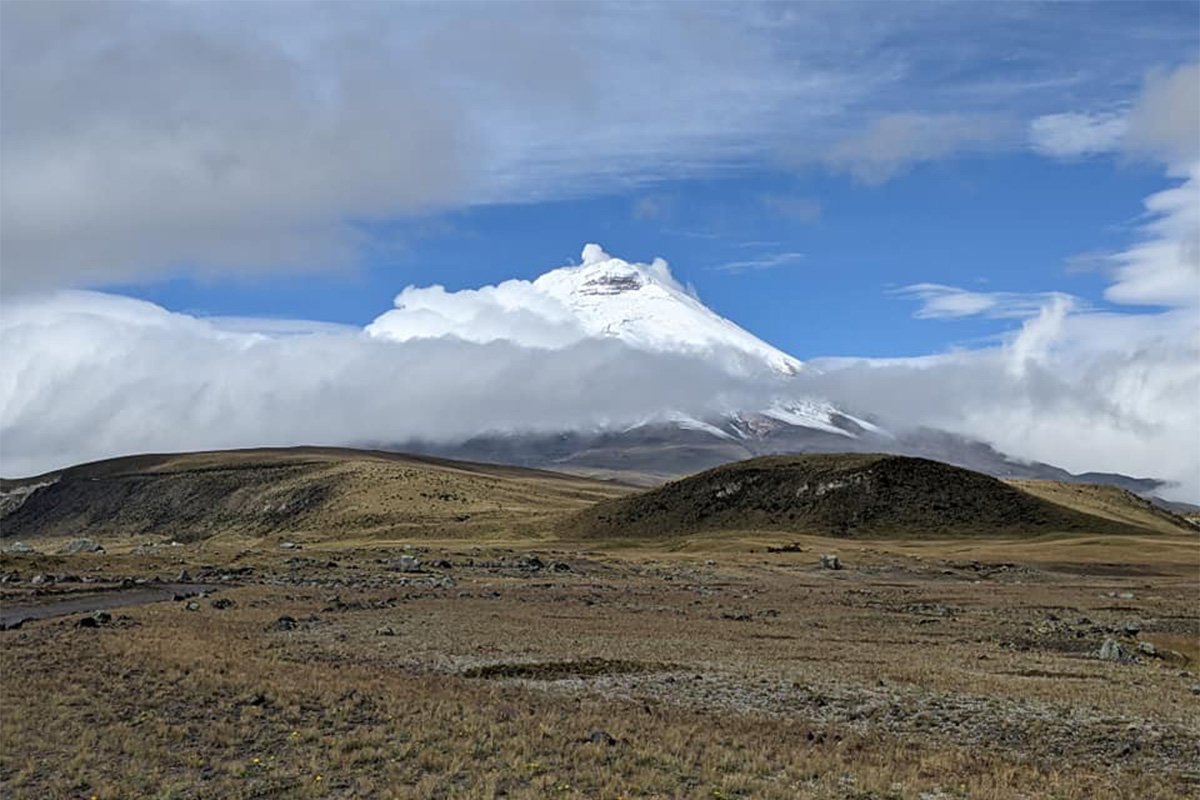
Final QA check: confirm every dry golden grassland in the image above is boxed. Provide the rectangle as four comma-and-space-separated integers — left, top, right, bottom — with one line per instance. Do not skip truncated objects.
2, 528, 1198, 799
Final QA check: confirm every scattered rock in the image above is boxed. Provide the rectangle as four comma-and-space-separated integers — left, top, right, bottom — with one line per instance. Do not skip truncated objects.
518, 555, 545, 572
76, 611, 112, 628
904, 603, 960, 618
176, 569, 192, 583
1098, 638, 1131, 663
279, 541, 300, 550
58, 539, 105, 555
375, 625, 397, 636
210, 597, 235, 610
430, 559, 453, 570
1122, 621, 1142, 637
587, 730, 617, 746
550, 561, 572, 573
29, 573, 50, 586
269, 615, 297, 632
1190, 685, 1200, 696
4, 541, 36, 554
1137, 641, 1158, 657
393, 555, 422, 573
185, 601, 200, 612
819, 554, 842, 570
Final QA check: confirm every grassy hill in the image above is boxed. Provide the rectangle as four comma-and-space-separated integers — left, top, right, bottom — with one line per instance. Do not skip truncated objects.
566, 453, 1193, 539
1010, 479, 1197, 536
0, 447, 633, 544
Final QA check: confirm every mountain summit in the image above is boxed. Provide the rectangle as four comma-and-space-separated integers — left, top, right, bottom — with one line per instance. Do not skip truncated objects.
368, 244, 802, 376
532, 244, 803, 376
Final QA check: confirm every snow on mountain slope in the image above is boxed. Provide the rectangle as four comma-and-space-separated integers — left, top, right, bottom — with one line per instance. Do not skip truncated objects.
364, 243, 877, 438
533, 244, 803, 375
367, 244, 803, 375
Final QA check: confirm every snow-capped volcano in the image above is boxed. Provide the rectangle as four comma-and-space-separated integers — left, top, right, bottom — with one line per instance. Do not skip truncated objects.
366, 243, 861, 439
368, 244, 803, 376
533, 244, 803, 375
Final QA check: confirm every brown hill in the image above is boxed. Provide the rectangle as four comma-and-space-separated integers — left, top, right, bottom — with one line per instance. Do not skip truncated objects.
566, 454, 1179, 539
1008, 479, 1197, 536
0, 447, 632, 544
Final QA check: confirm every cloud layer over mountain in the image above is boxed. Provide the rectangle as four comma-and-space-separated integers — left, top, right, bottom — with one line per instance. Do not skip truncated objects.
0, 7, 1195, 501
3, 238, 1196, 500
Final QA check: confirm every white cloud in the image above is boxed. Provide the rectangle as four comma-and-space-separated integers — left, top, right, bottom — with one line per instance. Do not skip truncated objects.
1028, 112, 1127, 158
4, 254, 1197, 501
1124, 63, 1200, 171
365, 280, 586, 348
1104, 163, 1200, 307
804, 302, 1200, 501
1031, 64, 1199, 309
0, 289, 787, 478
895, 283, 1075, 320
825, 114, 1007, 184
710, 252, 806, 275
2, 5, 1196, 288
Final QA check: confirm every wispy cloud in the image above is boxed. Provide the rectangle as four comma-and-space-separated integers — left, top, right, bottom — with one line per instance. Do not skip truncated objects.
895, 284, 1077, 320
825, 113, 1009, 185
1028, 111, 1128, 158
632, 195, 673, 222
760, 194, 821, 224
711, 252, 805, 274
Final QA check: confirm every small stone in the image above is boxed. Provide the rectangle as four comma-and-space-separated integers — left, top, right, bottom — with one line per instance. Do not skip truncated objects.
1122, 622, 1141, 637
375, 625, 397, 636
394, 555, 422, 573
185, 601, 200, 612
269, 615, 297, 631
587, 730, 617, 745
279, 541, 300, 550
177, 569, 192, 583
519, 556, 545, 572
5, 541, 35, 554
30, 573, 49, 586
1117, 591, 1135, 600
210, 597, 235, 610
76, 610, 112, 628
1138, 641, 1158, 657
1098, 638, 1130, 662
1190, 685, 1200, 696
819, 554, 842, 570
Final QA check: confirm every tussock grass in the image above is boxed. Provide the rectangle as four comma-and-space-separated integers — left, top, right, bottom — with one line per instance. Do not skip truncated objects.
2, 532, 1197, 798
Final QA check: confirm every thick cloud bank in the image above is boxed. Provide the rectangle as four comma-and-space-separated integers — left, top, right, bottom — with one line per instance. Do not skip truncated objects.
0, 289, 788, 476
3, 254, 1197, 500
4, 3, 1196, 290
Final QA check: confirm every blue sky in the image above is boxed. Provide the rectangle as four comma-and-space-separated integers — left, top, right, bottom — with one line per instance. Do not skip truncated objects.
111, 152, 1169, 359
2, 1, 1198, 495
